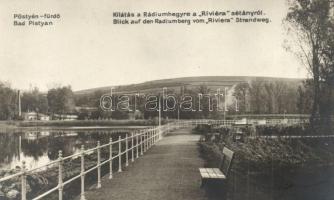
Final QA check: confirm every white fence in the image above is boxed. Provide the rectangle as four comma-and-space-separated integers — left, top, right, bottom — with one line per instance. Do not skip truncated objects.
186, 118, 308, 126
0, 122, 187, 200
0, 118, 307, 200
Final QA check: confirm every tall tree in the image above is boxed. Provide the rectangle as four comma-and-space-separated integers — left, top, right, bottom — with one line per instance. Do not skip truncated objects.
0, 82, 17, 120
47, 86, 75, 116
285, 0, 334, 127
21, 87, 48, 114
197, 85, 213, 119
249, 80, 266, 114
233, 82, 250, 113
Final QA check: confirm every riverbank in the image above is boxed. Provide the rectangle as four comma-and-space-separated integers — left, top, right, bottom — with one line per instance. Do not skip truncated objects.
0, 119, 166, 131
197, 124, 334, 170
0, 143, 121, 200
0, 122, 19, 130
196, 124, 334, 200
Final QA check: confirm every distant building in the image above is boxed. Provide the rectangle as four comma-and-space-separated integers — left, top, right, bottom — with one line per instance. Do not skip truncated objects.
53, 114, 78, 121
23, 112, 50, 121
23, 112, 37, 120
38, 114, 50, 121
75, 106, 98, 112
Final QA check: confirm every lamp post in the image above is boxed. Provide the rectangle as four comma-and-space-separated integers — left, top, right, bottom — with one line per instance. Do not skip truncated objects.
158, 95, 161, 138
18, 90, 21, 117
178, 104, 180, 122
224, 87, 228, 120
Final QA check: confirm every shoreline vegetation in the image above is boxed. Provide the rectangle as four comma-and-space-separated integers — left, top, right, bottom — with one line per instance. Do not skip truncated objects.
0, 119, 165, 131
195, 124, 334, 199
0, 149, 119, 200
0, 129, 135, 200
195, 124, 334, 171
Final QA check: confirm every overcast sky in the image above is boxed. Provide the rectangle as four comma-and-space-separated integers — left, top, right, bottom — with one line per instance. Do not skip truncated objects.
0, 0, 307, 91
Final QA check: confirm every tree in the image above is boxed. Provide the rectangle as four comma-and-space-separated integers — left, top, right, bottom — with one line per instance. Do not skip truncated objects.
233, 82, 250, 114
285, 0, 334, 127
197, 85, 213, 119
248, 80, 266, 114
21, 87, 48, 114
263, 81, 289, 114
297, 80, 313, 114
47, 86, 75, 116
0, 82, 17, 120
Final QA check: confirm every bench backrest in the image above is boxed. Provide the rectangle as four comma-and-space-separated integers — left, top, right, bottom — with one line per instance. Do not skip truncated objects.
219, 147, 234, 176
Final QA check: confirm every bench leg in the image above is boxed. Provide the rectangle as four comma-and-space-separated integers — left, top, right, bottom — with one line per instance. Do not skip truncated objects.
200, 178, 207, 188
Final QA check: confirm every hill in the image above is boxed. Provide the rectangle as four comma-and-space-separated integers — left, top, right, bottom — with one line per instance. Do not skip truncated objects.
74, 76, 303, 96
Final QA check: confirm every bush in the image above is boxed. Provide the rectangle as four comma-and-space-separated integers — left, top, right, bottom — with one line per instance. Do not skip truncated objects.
255, 124, 311, 136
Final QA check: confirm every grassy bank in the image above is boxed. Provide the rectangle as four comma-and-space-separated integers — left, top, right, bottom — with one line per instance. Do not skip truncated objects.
196, 124, 334, 172
196, 124, 334, 200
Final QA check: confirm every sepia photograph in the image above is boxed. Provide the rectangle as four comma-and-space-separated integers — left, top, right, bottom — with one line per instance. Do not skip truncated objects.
0, 0, 334, 199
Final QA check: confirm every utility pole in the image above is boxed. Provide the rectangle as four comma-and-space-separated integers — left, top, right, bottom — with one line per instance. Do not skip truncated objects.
177, 105, 180, 122
158, 95, 162, 138
159, 95, 161, 124
178, 86, 184, 122
18, 90, 21, 117
224, 87, 228, 120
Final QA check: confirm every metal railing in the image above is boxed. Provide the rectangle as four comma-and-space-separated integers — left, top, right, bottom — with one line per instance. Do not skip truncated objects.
0, 118, 307, 200
0, 122, 188, 200
182, 118, 308, 126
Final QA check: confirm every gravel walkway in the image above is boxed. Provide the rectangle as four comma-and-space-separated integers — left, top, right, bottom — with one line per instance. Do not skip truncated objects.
80, 128, 208, 200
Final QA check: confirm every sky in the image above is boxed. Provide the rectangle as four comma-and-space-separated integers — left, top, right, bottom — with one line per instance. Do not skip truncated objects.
0, 0, 308, 91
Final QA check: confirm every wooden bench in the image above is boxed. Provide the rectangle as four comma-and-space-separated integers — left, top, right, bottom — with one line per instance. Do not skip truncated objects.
199, 147, 234, 187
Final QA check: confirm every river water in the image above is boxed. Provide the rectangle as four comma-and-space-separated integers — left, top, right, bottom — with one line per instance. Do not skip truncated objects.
0, 127, 144, 171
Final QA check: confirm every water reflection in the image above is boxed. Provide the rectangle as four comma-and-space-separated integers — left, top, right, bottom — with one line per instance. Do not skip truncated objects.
0, 128, 134, 171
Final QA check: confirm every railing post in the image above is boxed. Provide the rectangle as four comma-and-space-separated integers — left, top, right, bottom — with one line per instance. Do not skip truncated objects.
147, 130, 150, 149
131, 132, 134, 162
143, 130, 147, 152
97, 141, 101, 188
80, 145, 86, 200
158, 127, 160, 141
152, 128, 154, 145
147, 130, 150, 150
140, 131, 144, 155
150, 128, 152, 146
153, 128, 156, 144
125, 134, 129, 167
156, 128, 158, 143
156, 127, 159, 142
109, 138, 113, 179
136, 132, 139, 158
145, 129, 150, 151
148, 129, 151, 149
118, 136, 122, 172
154, 127, 160, 144
58, 150, 63, 200
150, 129, 153, 147
21, 161, 26, 200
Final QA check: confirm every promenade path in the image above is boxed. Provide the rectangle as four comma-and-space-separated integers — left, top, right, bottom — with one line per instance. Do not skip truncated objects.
80, 127, 208, 200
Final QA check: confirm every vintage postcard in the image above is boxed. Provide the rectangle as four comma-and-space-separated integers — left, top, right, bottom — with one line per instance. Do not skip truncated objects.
0, 0, 333, 200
